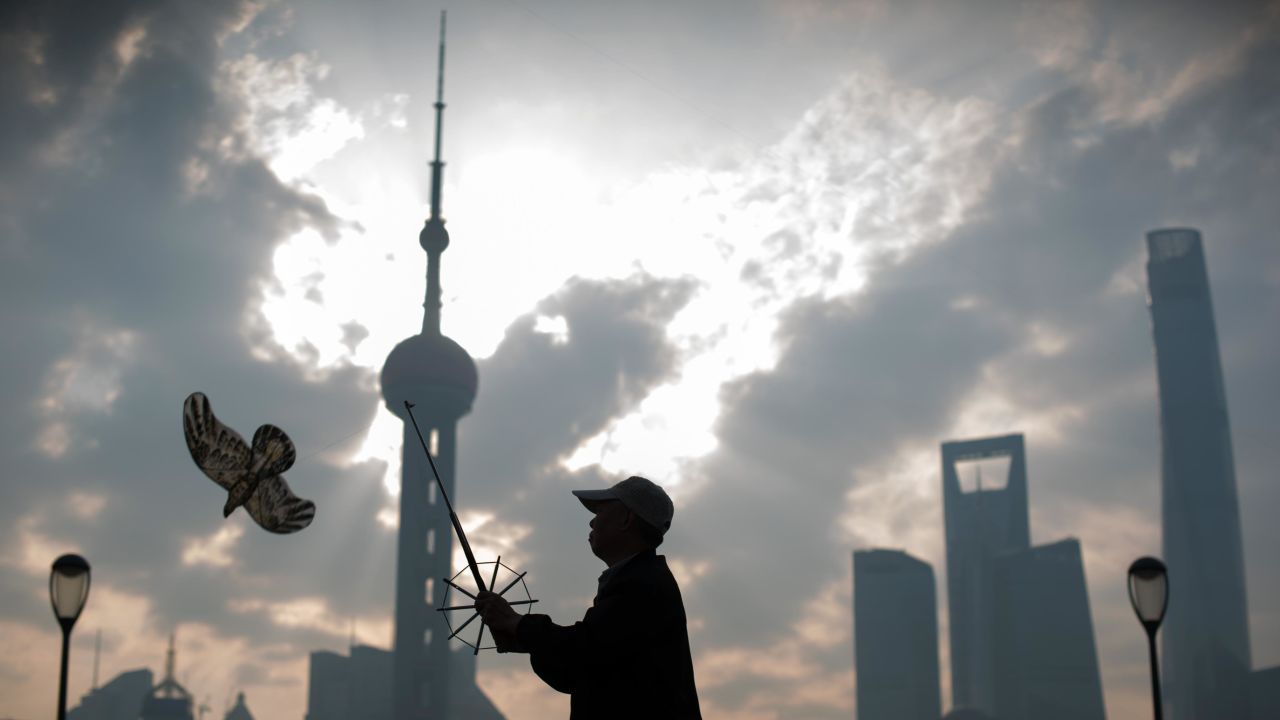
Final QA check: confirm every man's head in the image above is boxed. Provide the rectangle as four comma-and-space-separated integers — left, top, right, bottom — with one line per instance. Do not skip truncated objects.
572, 476, 673, 562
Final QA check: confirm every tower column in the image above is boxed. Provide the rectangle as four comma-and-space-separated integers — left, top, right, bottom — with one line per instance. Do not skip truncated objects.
381, 11, 480, 719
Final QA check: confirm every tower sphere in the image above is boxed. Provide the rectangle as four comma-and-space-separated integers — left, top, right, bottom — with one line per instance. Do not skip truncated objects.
380, 332, 477, 420
420, 218, 449, 253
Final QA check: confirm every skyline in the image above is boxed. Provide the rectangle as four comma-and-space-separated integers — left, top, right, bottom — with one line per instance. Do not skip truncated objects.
3, 1, 1280, 719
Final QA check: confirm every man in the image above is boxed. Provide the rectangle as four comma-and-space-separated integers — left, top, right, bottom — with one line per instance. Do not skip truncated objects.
476, 475, 702, 719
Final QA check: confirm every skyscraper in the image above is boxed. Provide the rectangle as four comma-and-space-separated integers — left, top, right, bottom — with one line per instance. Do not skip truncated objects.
1145, 228, 1251, 720
853, 549, 941, 720
991, 539, 1106, 720
139, 634, 194, 720
305, 645, 391, 720
68, 669, 153, 720
942, 433, 1031, 713
378, 13, 497, 719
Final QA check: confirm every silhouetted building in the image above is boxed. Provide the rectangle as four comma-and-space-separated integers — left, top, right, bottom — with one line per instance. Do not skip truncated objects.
375, 14, 501, 720
1145, 228, 1251, 720
941, 710, 995, 720
991, 539, 1106, 720
67, 668, 152, 720
306, 642, 504, 720
306, 644, 392, 720
451, 648, 509, 718
1250, 666, 1280, 720
942, 433, 1030, 713
853, 549, 940, 720
223, 692, 254, 720
140, 634, 194, 720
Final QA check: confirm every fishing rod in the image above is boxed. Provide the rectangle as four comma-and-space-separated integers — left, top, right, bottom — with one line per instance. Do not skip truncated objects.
403, 400, 537, 654
404, 400, 488, 592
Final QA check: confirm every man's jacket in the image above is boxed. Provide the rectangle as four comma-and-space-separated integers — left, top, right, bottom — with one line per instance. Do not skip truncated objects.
515, 549, 702, 720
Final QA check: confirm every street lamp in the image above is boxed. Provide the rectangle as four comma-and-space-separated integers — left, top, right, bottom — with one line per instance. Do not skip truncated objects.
1128, 556, 1168, 720
50, 553, 91, 720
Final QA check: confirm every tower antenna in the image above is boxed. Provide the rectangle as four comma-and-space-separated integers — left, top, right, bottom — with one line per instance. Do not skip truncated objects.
420, 9, 451, 335
429, 10, 447, 222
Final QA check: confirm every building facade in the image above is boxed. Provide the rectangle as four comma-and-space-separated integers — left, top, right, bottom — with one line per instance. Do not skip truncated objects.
853, 549, 940, 720
1145, 228, 1251, 720
306, 645, 392, 720
139, 634, 194, 720
1250, 666, 1280, 720
941, 433, 1031, 713
991, 539, 1106, 720
67, 669, 153, 720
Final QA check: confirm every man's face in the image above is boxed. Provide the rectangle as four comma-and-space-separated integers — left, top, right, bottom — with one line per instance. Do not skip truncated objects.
587, 499, 632, 560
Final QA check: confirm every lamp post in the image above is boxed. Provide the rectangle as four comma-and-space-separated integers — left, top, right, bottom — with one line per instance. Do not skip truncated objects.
50, 554, 91, 720
1128, 556, 1168, 720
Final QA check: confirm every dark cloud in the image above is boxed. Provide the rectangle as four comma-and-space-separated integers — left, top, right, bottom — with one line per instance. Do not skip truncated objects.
459, 274, 697, 616
648, 7, 1280, 714
0, 0, 374, 682
464, 274, 696, 490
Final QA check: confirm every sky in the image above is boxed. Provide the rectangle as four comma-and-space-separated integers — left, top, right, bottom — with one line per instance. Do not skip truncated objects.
1, 0, 1278, 718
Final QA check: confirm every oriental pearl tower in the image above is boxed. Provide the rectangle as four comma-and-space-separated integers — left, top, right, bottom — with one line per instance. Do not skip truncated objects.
380, 14, 479, 720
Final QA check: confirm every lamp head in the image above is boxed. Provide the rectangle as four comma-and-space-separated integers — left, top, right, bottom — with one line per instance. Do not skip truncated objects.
1127, 555, 1168, 633
50, 553, 91, 631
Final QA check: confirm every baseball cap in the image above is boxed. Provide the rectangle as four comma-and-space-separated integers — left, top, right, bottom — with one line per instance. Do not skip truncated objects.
572, 475, 674, 534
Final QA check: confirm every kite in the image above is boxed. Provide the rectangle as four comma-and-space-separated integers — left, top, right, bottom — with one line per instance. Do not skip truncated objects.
182, 392, 315, 534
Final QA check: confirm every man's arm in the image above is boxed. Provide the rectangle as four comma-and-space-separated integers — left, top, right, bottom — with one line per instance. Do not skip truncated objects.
517, 582, 656, 686
478, 582, 658, 692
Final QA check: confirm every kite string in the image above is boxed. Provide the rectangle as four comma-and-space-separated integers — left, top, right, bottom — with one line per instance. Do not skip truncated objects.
290, 421, 376, 469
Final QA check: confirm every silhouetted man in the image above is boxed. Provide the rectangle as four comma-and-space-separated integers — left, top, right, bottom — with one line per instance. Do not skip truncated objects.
476, 475, 702, 720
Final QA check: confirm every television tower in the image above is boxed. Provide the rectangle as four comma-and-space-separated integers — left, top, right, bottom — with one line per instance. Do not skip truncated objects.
381, 11, 479, 719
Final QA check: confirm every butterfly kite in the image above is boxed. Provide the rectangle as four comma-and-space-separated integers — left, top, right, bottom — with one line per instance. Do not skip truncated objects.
182, 392, 316, 534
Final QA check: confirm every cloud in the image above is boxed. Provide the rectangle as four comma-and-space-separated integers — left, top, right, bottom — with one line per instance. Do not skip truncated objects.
182, 523, 246, 569
0, 0, 384, 711
537, 4, 1278, 717
220, 50, 366, 182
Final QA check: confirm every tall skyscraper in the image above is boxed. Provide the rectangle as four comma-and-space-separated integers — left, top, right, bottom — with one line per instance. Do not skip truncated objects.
991, 539, 1106, 720
942, 433, 1031, 713
853, 549, 941, 720
1145, 228, 1251, 720
378, 13, 498, 719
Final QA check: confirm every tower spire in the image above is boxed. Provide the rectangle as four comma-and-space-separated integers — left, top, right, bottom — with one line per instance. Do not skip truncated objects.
419, 10, 450, 335
430, 10, 446, 223
165, 631, 176, 684
92, 629, 101, 690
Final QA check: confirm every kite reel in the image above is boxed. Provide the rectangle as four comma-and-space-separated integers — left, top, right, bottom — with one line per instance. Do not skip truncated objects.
436, 557, 537, 653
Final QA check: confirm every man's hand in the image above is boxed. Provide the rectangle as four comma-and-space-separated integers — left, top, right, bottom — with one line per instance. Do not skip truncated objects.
476, 591, 525, 653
